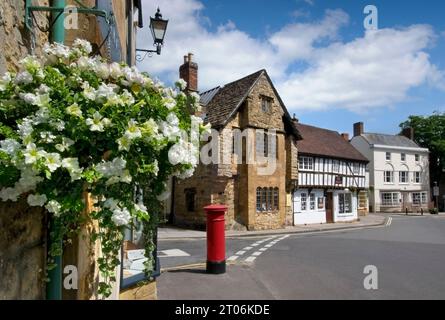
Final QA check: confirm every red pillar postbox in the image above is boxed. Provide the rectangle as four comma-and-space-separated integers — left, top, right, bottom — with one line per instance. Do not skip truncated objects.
204, 204, 227, 274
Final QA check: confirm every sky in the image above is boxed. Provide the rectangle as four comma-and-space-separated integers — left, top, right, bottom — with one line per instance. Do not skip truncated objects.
136, 0, 445, 136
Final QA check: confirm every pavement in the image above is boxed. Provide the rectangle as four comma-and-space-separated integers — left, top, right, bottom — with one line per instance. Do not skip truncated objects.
158, 213, 388, 241
157, 214, 445, 300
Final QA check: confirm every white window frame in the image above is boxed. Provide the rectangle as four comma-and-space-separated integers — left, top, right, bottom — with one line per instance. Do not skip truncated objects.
384, 171, 394, 184
301, 193, 307, 211
399, 171, 409, 184
381, 192, 400, 206
412, 192, 428, 205
309, 193, 315, 210
338, 193, 352, 214
299, 156, 314, 171
414, 171, 421, 184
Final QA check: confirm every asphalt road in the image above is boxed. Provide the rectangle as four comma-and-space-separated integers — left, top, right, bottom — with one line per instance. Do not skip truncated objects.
157, 215, 445, 299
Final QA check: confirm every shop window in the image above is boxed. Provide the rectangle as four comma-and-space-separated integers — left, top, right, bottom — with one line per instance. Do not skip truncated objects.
301, 193, 307, 211
339, 193, 352, 214
309, 193, 315, 210
381, 192, 400, 206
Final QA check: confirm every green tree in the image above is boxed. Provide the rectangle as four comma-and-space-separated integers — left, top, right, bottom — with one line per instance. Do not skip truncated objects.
399, 112, 445, 193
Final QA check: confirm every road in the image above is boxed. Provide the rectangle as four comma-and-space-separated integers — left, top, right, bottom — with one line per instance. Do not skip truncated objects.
157, 215, 445, 299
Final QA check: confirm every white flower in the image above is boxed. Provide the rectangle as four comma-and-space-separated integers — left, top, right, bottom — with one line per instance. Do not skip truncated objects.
0, 187, 21, 202
104, 198, 119, 210
27, 194, 47, 207
111, 207, 131, 226
95, 83, 117, 102
23, 143, 45, 164
46, 200, 62, 217
17, 167, 43, 192
18, 119, 34, 139
0, 139, 20, 155
44, 152, 62, 172
175, 79, 187, 91
134, 202, 148, 214
61, 157, 82, 180
125, 119, 142, 139
73, 38, 92, 54
95, 63, 110, 79
0, 72, 12, 91
167, 113, 179, 126
39, 131, 56, 143
76, 56, 94, 70
15, 70, 33, 84
82, 82, 96, 100
96, 157, 127, 177
86, 111, 111, 132
120, 89, 135, 105
37, 84, 51, 94
163, 97, 176, 110
119, 169, 132, 183
55, 137, 74, 152
190, 91, 200, 103
51, 119, 65, 131
117, 135, 132, 151
19, 93, 37, 105
34, 107, 50, 124
20, 56, 41, 72
66, 103, 83, 118
176, 167, 195, 180
109, 62, 123, 79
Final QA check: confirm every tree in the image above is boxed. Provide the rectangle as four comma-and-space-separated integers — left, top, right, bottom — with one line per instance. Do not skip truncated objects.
399, 112, 445, 193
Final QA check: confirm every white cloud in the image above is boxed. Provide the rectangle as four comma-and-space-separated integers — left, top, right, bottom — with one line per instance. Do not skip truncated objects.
137, 0, 444, 113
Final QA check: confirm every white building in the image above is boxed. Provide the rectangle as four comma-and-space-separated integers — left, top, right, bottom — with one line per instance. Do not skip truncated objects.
350, 122, 431, 213
293, 123, 369, 225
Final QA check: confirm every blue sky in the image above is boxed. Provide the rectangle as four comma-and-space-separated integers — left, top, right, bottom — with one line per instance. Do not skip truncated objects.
138, 0, 445, 136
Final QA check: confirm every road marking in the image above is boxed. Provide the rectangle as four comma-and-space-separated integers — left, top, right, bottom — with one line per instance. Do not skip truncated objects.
252, 251, 263, 256
385, 217, 392, 227
158, 249, 190, 257
259, 247, 268, 251
244, 246, 253, 250
245, 256, 256, 262
227, 256, 238, 261
236, 250, 246, 255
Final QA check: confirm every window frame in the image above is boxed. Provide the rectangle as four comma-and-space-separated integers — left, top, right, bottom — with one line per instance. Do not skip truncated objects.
384, 170, 394, 184
338, 193, 352, 214
386, 152, 391, 161
381, 192, 400, 206
299, 156, 314, 171
260, 95, 272, 113
399, 171, 409, 184
401, 153, 406, 162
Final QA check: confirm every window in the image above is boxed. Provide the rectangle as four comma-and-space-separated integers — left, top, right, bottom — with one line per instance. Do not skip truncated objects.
338, 193, 352, 214
309, 193, 315, 210
415, 154, 420, 162
332, 160, 340, 173
185, 188, 196, 212
381, 192, 400, 206
301, 193, 307, 211
386, 152, 391, 161
401, 153, 406, 162
256, 132, 276, 158
412, 192, 428, 205
384, 171, 394, 183
317, 197, 325, 209
299, 156, 314, 170
414, 171, 421, 183
399, 171, 409, 183
261, 96, 272, 112
353, 163, 360, 174
273, 188, 279, 210
257, 187, 279, 212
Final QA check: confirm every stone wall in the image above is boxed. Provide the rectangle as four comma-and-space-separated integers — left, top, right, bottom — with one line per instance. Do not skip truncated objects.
0, 198, 46, 299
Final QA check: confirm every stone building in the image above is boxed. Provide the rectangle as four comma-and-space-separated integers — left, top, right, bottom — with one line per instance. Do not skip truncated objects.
0, 0, 154, 300
172, 56, 302, 231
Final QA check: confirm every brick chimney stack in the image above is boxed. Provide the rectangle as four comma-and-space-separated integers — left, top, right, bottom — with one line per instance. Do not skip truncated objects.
401, 127, 414, 140
353, 122, 364, 137
341, 133, 350, 141
179, 53, 198, 92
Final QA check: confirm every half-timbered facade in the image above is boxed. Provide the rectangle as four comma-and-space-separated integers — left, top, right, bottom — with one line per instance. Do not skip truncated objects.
293, 123, 369, 225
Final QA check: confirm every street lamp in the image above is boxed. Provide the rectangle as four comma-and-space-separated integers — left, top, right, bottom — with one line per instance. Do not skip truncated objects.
136, 8, 168, 61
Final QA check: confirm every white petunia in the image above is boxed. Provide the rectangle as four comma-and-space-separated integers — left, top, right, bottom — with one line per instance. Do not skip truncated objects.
44, 152, 62, 172
134, 202, 148, 214
45, 200, 62, 217
163, 97, 176, 110
0, 187, 21, 202
125, 119, 141, 139
23, 143, 45, 164
117, 135, 132, 151
66, 103, 83, 118
109, 62, 123, 79
175, 78, 187, 91
73, 38, 92, 54
27, 194, 47, 207
55, 137, 74, 152
14, 70, 33, 84
111, 207, 131, 226
0, 139, 20, 156
86, 112, 110, 132
0, 72, 12, 91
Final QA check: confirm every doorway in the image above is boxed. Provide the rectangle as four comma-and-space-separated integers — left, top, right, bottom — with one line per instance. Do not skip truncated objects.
326, 192, 334, 223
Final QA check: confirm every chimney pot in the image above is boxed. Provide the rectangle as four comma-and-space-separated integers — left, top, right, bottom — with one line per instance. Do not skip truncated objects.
341, 133, 350, 141
188, 52, 193, 62
183, 55, 188, 63
179, 52, 198, 92
353, 122, 364, 137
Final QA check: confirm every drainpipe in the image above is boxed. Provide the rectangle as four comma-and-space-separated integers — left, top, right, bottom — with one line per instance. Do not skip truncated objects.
46, 0, 65, 301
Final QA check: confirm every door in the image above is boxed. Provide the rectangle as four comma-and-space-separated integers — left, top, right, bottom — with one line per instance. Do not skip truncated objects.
325, 192, 334, 223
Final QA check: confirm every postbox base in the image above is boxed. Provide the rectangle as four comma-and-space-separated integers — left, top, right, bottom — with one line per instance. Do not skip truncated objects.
206, 260, 226, 274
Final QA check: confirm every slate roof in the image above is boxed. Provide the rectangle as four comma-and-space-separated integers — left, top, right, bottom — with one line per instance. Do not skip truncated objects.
295, 123, 368, 162
361, 133, 422, 148
200, 69, 302, 139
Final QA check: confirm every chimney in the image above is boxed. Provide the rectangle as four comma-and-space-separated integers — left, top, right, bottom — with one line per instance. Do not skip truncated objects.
179, 52, 198, 92
292, 113, 299, 124
353, 122, 364, 137
401, 127, 414, 140
341, 133, 350, 141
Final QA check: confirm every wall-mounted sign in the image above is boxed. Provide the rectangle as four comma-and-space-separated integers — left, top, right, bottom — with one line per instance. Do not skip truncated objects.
335, 176, 343, 185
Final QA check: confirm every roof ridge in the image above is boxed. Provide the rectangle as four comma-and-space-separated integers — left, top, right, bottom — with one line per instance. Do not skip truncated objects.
297, 122, 340, 134
220, 69, 264, 88
199, 86, 220, 95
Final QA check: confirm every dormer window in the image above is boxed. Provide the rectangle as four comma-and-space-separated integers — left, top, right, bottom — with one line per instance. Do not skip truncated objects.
261, 96, 272, 112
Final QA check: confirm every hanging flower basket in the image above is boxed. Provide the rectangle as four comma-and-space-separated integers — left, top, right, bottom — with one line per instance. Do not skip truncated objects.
0, 39, 210, 297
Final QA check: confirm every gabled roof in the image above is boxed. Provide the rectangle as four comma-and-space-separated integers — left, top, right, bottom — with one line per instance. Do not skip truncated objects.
295, 123, 368, 162
200, 69, 301, 139
360, 133, 421, 149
